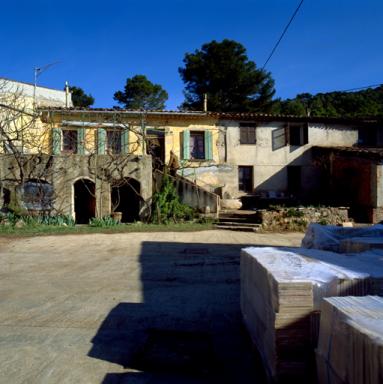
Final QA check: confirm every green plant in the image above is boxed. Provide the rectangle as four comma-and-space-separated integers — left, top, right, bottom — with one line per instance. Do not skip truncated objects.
152, 173, 195, 224
89, 216, 120, 227
318, 218, 328, 225
1, 213, 75, 227
285, 208, 304, 218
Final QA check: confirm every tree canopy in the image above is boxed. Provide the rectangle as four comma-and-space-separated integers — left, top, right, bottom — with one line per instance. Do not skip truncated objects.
114, 75, 168, 110
179, 39, 275, 112
68, 86, 94, 108
272, 86, 383, 117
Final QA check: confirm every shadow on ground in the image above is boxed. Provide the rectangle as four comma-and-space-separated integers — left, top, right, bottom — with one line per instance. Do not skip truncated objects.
88, 241, 272, 383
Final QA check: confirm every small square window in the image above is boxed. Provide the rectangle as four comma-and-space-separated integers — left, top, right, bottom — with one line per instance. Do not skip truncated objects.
240, 123, 257, 144
289, 123, 308, 146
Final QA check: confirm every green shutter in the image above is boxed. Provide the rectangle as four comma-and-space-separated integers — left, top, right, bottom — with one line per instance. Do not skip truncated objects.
97, 128, 106, 154
182, 130, 190, 160
77, 128, 85, 154
121, 128, 129, 154
52, 128, 62, 155
204, 130, 213, 160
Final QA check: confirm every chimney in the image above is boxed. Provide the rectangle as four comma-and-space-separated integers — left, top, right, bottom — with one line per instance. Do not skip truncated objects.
65, 81, 70, 108
203, 93, 208, 112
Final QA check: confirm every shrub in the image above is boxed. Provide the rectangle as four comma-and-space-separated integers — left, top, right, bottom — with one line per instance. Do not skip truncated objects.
89, 216, 120, 227
152, 173, 195, 224
285, 208, 304, 218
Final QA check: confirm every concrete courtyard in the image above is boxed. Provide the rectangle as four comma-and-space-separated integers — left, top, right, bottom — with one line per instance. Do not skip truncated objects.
0, 230, 303, 384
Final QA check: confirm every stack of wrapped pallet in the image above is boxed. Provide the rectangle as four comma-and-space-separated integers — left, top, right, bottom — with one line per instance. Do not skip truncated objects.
316, 296, 383, 384
241, 246, 383, 382
302, 223, 383, 253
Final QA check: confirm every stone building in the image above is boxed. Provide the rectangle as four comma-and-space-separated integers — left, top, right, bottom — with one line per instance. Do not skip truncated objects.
1, 79, 382, 223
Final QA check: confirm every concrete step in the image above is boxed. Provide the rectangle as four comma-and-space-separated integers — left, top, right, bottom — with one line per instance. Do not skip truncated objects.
218, 217, 260, 224
217, 221, 260, 227
214, 223, 261, 232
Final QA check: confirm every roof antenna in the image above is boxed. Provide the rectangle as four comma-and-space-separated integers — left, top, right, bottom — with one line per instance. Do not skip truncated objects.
33, 61, 61, 107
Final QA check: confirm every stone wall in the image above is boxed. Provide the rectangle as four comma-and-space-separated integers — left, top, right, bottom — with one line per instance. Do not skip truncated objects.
257, 207, 349, 231
0, 154, 152, 221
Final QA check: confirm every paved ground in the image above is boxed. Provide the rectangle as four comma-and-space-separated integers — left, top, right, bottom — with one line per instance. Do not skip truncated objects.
0, 230, 303, 384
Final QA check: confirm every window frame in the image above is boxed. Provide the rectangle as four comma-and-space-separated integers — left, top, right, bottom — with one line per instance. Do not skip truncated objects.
189, 131, 205, 160
238, 165, 253, 193
288, 123, 309, 146
106, 129, 123, 155
62, 129, 78, 154
239, 123, 257, 145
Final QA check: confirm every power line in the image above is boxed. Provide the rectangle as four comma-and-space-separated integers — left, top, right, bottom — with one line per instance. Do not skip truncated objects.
304, 83, 383, 96
338, 83, 382, 93
262, 0, 305, 70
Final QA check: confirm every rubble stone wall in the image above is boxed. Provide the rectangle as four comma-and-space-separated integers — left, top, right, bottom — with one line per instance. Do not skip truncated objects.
257, 207, 349, 231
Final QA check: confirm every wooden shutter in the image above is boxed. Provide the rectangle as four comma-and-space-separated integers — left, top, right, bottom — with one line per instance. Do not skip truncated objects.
182, 130, 190, 160
272, 127, 287, 151
204, 130, 213, 160
303, 123, 309, 145
77, 128, 85, 154
97, 128, 106, 154
248, 127, 256, 144
121, 128, 129, 154
240, 127, 248, 144
52, 128, 62, 155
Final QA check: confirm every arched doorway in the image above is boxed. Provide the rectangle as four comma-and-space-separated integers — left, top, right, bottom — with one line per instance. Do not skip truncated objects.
111, 178, 141, 223
74, 179, 95, 224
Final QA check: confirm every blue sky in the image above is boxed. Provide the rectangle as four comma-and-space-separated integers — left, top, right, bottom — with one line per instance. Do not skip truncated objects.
1, 0, 381, 109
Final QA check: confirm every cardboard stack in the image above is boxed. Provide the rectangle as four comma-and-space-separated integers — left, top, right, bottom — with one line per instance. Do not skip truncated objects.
240, 247, 383, 382
316, 296, 383, 384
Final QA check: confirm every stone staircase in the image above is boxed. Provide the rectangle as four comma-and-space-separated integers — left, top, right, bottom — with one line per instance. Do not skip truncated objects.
215, 210, 262, 232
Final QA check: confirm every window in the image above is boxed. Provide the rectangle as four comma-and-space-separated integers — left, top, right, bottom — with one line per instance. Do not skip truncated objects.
240, 123, 257, 144
289, 123, 308, 146
358, 127, 377, 146
238, 166, 253, 192
19, 180, 53, 211
182, 130, 213, 161
62, 130, 77, 153
190, 132, 205, 160
106, 130, 122, 154
271, 123, 308, 151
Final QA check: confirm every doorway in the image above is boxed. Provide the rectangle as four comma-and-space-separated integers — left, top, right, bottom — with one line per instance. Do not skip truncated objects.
238, 166, 253, 193
287, 166, 302, 195
74, 179, 96, 224
111, 178, 141, 223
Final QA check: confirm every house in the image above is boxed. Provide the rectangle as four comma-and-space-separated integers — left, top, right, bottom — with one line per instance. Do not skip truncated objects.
1, 79, 382, 223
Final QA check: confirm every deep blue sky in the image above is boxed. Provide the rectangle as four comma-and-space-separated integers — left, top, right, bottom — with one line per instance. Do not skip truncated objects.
1, 0, 381, 109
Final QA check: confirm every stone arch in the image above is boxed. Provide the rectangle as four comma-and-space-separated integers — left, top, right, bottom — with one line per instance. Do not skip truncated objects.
73, 178, 96, 224
111, 178, 141, 223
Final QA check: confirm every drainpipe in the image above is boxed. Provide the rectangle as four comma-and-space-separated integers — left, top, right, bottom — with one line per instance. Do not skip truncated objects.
141, 112, 146, 155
